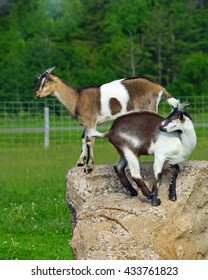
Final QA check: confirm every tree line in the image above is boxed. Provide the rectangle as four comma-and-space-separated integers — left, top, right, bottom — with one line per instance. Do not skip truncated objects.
0, 0, 208, 101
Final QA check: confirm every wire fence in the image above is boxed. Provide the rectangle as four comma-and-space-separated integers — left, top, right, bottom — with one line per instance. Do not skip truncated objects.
0, 100, 80, 146
0, 96, 207, 147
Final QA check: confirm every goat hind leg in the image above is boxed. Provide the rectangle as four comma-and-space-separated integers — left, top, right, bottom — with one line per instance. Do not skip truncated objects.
114, 157, 138, 196
123, 149, 151, 200
84, 136, 95, 174
77, 130, 87, 167
132, 177, 152, 200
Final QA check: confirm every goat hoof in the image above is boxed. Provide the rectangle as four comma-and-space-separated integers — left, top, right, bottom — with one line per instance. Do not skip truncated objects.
151, 197, 161, 207
169, 195, 177, 201
84, 166, 93, 174
130, 190, 138, 197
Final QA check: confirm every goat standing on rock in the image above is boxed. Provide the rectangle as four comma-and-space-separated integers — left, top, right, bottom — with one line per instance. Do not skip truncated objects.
34, 67, 179, 173
93, 102, 197, 206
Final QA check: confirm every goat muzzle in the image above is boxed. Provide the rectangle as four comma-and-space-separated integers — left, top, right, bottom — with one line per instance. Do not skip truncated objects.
34, 92, 40, 99
159, 124, 166, 132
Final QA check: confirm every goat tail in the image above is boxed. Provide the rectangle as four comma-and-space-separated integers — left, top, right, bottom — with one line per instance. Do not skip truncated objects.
88, 129, 109, 139
162, 89, 180, 108
94, 131, 109, 138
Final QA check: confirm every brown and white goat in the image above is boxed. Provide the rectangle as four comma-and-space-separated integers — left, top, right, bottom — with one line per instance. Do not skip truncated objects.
94, 102, 196, 206
34, 67, 179, 173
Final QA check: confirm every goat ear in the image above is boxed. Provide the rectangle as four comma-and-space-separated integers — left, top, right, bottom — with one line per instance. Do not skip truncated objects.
45, 72, 56, 82
179, 112, 185, 122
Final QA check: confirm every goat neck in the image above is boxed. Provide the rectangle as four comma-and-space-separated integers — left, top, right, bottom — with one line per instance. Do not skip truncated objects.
53, 77, 78, 118
178, 116, 197, 158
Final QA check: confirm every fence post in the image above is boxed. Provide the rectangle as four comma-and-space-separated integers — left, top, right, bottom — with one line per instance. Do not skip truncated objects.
44, 107, 49, 148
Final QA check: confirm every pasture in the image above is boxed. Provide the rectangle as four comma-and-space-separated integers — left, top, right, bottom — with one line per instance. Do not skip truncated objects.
0, 98, 207, 259
0, 142, 119, 260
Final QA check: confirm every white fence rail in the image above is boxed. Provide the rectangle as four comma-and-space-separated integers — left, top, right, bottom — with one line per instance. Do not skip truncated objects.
44, 107, 50, 148
0, 97, 207, 147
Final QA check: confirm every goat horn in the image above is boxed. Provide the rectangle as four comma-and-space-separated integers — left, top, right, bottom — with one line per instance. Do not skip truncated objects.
178, 101, 190, 111
45, 66, 55, 74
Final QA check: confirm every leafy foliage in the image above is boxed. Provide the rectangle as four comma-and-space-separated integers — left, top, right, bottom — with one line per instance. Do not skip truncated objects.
0, 0, 208, 101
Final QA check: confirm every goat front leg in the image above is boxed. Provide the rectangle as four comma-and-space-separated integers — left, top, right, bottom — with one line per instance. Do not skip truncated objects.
114, 157, 138, 196
150, 173, 162, 206
169, 164, 180, 201
151, 158, 164, 206
77, 130, 88, 167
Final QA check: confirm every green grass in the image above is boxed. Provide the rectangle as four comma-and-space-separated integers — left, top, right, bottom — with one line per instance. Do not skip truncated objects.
0, 146, 73, 259
0, 138, 207, 260
0, 142, 118, 260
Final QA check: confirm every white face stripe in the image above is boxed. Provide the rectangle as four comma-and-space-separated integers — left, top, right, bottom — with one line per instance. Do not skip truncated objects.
100, 79, 129, 117
123, 147, 141, 179
40, 77, 46, 89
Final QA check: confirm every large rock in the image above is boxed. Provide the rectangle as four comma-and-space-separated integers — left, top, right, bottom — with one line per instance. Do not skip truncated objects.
66, 161, 208, 260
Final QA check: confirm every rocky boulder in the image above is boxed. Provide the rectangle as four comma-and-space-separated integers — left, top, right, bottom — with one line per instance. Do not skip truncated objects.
66, 161, 208, 260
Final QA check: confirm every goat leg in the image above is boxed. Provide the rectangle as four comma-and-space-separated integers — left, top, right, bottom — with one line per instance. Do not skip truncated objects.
84, 136, 94, 173
150, 173, 162, 206
114, 159, 138, 196
132, 177, 152, 200
77, 130, 87, 166
169, 164, 180, 201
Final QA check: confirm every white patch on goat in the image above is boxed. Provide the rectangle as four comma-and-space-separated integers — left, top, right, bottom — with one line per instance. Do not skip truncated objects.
100, 79, 129, 117
123, 147, 141, 179
167, 97, 180, 108
149, 132, 179, 154
119, 132, 141, 148
148, 132, 184, 166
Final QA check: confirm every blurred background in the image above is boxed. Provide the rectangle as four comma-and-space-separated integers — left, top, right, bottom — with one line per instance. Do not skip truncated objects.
1, 0, 208, 101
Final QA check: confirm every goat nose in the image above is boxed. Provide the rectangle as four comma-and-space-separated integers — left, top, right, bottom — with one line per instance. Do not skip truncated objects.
159, 125, 166, 132
34, 91, 40, 99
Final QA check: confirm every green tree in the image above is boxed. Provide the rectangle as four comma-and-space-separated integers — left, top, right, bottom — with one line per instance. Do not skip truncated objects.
0, 0, 84, 100
0, 0, 208, 101
101, 0, 150, 77
168, 52, 208, 96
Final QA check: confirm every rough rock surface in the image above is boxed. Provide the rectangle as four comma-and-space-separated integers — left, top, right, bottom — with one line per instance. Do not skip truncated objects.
66, 161, 208, 260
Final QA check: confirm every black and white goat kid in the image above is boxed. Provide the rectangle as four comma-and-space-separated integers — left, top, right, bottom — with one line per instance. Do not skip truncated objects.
94, 102, 197, 206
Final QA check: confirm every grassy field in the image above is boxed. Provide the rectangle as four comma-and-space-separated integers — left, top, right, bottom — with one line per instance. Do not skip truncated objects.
0, 142, 118, 260
0, 137, 207, 260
